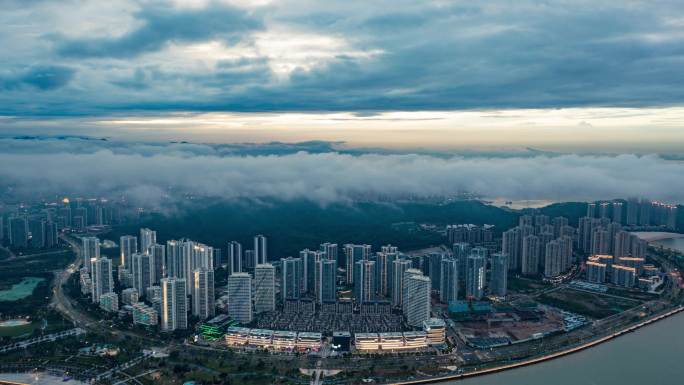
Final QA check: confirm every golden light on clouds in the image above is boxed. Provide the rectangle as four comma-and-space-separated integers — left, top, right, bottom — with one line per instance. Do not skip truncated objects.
94, 107, 684, 153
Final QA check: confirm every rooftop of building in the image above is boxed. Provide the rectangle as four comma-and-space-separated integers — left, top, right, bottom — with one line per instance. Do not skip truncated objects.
403, 331, 427, 338
586, 261, 607, 267
423, 318, 446, 329
297, 332, 322, 339
617, 257, 645, 261
249, 329, 274, 337
355, 333, 379, 339
273, 330, 297, 338
589, 254, 614, 261
613, 264, 637, 272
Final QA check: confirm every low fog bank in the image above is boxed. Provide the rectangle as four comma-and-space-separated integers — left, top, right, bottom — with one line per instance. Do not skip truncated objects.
1, 137, 682, 207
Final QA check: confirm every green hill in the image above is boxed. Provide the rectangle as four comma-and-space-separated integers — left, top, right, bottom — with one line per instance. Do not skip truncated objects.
111, 199, 520, 258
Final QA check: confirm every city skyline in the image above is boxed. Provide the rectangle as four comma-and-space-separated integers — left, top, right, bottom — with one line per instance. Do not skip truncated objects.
1, 189, 682, 384
1, 1, 683, 384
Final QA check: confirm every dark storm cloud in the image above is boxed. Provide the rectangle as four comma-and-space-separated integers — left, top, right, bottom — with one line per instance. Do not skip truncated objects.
0, 1, 683, 115
270, 3, 684, 111
0, 65, 75, 91
54, 3, 262, 58
110, 68, 160, 90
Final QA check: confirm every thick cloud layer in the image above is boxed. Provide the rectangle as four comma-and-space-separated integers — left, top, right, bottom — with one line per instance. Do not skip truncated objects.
55, 4, 262, 58
1, 1, 684, 115
1, 138, 682, 205
0, 65, 75, 91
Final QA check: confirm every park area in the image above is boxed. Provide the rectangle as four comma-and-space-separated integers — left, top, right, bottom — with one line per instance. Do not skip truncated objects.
0, 277, 45, 301
0, 318, 42, 338
0, 248, 73, 316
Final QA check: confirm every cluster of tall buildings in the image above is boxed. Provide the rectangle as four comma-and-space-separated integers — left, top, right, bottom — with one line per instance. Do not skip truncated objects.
222, 235, 276, 324
0, 198, 131, 251
502, 215, 575, 278
79, 228, 219, 332
224, 238, 508, 328
584, 254, 649, 288
224, 240, 438, 328
79, 236, 116, 314
1, 215, 59, 250
587, 199, 678, 229
227, 235, 267, 273
225, 238, 339, 324
578, 217, 647, 260
53, 198, 121, 230
76, 201, 667, 336
446, 224, 495, 248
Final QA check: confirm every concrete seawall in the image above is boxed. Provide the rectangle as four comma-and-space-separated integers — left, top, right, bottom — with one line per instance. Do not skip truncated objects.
388, 306, 684, 385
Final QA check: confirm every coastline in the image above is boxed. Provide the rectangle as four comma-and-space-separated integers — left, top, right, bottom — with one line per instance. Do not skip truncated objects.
631, 232, 684, 242
388, 306, 684, 385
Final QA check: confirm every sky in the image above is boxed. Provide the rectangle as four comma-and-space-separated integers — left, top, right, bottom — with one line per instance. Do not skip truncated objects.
1, 1, 683, 204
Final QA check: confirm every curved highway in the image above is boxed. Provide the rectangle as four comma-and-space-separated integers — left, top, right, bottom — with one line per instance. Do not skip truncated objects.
50, 234, 97, 329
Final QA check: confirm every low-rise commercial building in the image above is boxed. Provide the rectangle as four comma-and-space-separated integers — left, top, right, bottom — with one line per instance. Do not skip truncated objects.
332, 331, 351, 352
423, 318, 446, 345
378, 332, 404, 350
198, 314, 235, 341
225, 327, 251, 346
121, 288, 139, 305
99, 292, 119, 312
249, 329, 274, 348
403, 331, 428, 350
132, 302, 158, 326
272, 331, 297, 351
224, 328, 321, 351
297, 332, 322, 351
638, 276, 664, 292
355, 331, 429, 352
355, 333, 380, 351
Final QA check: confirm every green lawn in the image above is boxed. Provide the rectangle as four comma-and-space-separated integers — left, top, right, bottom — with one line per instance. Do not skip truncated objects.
0, 320, 40, 338
0, 247, 74, 317
0, 277, 45, 301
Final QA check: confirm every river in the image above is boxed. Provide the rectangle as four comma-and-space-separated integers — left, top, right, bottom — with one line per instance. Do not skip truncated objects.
443, 310, 684, 385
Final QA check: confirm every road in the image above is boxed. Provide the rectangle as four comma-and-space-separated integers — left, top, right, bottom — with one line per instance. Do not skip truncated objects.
44, 235, 684, 385
93, 352, 153, 382
310, 339, 332, 385
51, 233, 159, 344
310, 362, 322, 385
390, 305, 684, 385
0, 328, 86, 353
112, 369, 158, 385
5, 248, 71, 262
0, 244, 17, 259
49, 234, 96, 329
